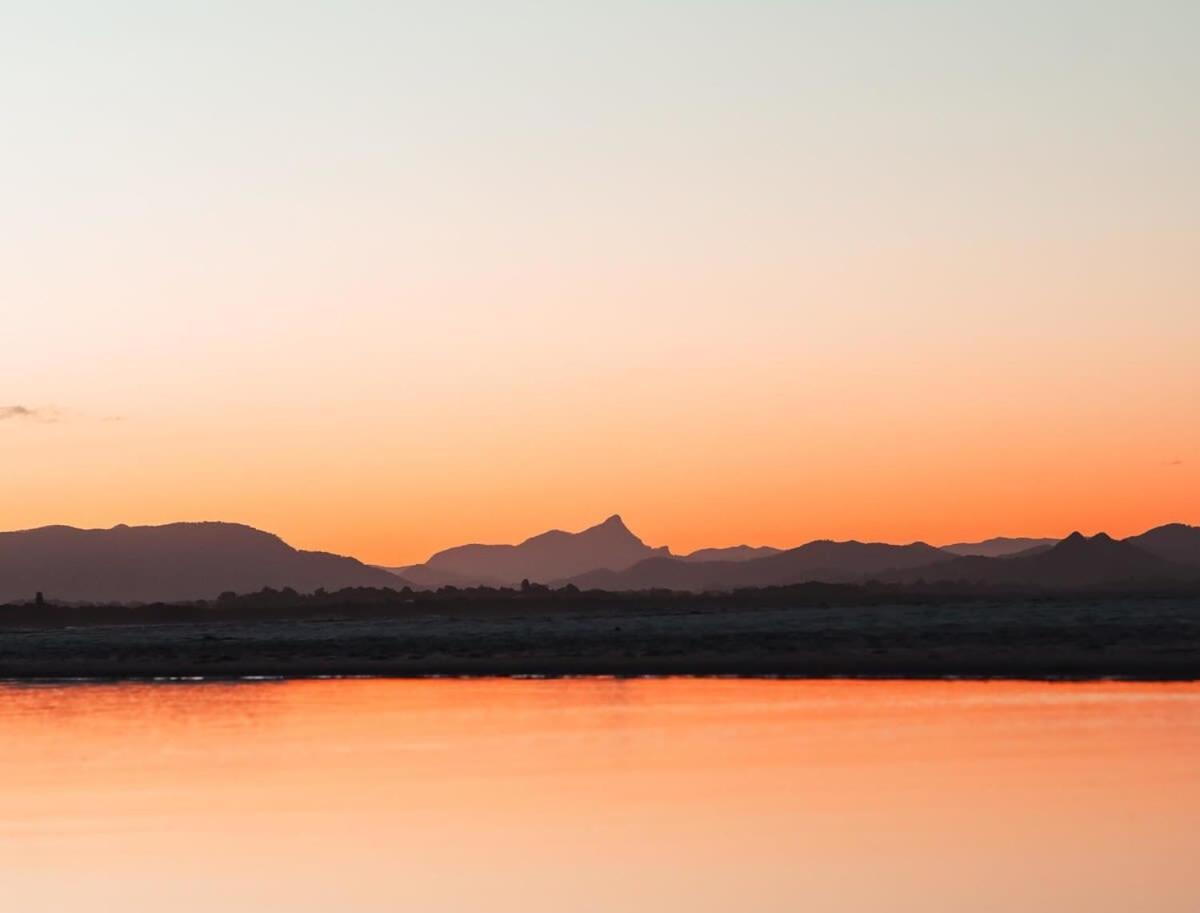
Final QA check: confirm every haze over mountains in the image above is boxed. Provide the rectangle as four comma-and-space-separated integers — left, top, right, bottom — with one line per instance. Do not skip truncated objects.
680, 545, 783, 563
0, 516, 1198, 604
941, 537, 1059, 558
569, 540, 949, 591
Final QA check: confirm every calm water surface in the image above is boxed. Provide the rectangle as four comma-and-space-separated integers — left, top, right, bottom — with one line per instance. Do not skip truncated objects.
0, 679, 1196, 912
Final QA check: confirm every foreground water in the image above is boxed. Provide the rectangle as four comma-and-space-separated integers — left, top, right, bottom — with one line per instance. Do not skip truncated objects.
0, 679, 1196, 912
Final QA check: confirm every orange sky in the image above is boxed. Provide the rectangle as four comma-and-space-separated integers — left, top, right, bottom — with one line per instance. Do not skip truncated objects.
2, 3, 1197, 564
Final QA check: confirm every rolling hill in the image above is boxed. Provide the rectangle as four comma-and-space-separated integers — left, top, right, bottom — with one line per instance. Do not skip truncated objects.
679, 545, 783, 562
0, 522, 408, 604
1125, 523, 1200, 568
941, 536, 1059, 558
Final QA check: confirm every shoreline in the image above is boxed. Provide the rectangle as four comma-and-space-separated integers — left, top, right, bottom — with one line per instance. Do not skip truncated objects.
1, 596, 1196, 682
1, 669, 1196, 682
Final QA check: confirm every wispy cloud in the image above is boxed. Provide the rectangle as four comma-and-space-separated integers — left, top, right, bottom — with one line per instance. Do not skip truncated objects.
1165, 458, 1184, 467
0, 405, 59, 423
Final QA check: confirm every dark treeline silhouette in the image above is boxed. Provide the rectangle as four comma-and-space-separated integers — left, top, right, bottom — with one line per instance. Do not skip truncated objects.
4, 577, 1200, 631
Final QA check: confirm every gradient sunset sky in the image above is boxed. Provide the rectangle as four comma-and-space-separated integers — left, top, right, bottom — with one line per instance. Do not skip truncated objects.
3, 1, 1197, 564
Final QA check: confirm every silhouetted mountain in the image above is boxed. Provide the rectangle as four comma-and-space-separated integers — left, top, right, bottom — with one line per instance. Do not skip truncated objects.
419, 515, 668, 586
891, 531, 1192, 588
679, 545, 782, 562
1125, 523, 1200, 568
0, 522, 407, 604
942, 536, 1059, 558
569, 540, 948, 591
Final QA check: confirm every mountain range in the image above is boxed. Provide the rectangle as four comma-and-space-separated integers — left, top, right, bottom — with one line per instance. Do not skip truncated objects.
884, 531, 1194, 588
1, 516, 1198, 604
396, 517, 1198, 592
561, 525, 1200, 592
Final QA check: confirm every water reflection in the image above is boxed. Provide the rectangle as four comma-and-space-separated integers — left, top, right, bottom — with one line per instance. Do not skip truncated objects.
0, 679, 1196, 912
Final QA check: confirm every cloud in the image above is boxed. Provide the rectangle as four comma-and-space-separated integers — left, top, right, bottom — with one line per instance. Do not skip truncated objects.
1, 405, 126, 425
0, 405, 58, 422
1165, 458, 1184, 467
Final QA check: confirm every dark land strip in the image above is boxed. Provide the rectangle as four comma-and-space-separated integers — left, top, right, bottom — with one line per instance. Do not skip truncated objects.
1, 588, 1197, 679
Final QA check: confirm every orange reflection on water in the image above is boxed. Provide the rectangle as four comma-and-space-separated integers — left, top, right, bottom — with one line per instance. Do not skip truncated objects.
0, 679, 1197, 912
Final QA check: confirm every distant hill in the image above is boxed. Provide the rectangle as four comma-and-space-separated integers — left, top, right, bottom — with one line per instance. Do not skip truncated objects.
679, 545, 782, 563
942, 536, 1059, 558
419, 515, 668, 586
0, 522, 407, 604
1125, 523, 1200, 568
890, 531, 1193, 588
377, 563, 485, 589
570, 540, 948, 592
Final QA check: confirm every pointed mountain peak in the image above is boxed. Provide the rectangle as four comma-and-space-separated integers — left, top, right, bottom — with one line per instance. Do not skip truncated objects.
583, 514, 642, 543
424, 514, 661, 583
1060, 530, 1113, 544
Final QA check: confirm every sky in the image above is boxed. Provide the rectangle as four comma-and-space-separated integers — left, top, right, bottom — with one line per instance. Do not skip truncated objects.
2, 1, 1198, 564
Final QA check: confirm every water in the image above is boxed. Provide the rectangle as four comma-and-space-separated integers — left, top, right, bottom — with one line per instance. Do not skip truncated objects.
0, 679, 1196, 912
